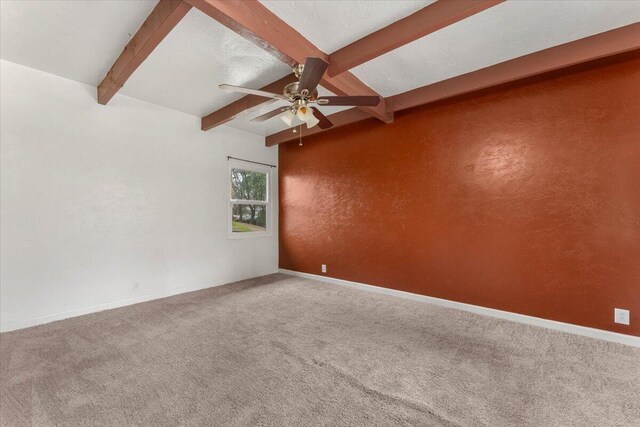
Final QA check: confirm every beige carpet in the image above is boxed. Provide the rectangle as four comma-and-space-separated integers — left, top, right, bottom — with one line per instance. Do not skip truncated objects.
1, 274, 639, 426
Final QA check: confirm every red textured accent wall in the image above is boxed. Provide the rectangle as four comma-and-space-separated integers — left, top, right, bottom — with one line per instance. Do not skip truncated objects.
279, 57, 640, 336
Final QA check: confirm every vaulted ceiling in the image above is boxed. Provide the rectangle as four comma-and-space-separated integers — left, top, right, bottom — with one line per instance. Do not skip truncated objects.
2, 0, 639, 142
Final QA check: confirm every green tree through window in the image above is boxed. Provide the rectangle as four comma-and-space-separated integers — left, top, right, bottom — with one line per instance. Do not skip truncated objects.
231, 168, 268, 232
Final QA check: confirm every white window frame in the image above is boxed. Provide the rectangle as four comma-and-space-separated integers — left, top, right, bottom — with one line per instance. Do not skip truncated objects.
228, 159, 273, 239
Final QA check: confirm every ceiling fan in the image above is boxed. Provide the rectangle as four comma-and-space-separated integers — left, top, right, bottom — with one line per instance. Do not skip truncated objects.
219, 57, 380, 130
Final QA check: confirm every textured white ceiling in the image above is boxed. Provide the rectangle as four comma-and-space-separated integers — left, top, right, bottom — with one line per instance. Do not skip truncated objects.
2, 0, 639, 136
0, 0, 156, 86
352, 0, 640, 96
119, 7, 350, 136
259, 0, 434, 53
120, 8, 291, 118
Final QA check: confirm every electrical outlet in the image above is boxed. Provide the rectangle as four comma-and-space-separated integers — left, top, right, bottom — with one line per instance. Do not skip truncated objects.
614, 308, 630, 325
132, 282, 140, 292
321, 264, 327, 273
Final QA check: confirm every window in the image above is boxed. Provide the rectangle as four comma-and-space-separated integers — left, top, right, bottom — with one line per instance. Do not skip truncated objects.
228, 160, 272, 238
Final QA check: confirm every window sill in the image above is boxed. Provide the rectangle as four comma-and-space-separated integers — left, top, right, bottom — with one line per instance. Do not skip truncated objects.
227, 232, 273, 240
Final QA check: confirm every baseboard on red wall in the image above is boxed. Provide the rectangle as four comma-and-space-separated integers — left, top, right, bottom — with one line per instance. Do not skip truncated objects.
279, 269, 640, 348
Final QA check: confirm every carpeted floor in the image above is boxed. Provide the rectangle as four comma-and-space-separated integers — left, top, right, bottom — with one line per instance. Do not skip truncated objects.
1, 274, 639, 426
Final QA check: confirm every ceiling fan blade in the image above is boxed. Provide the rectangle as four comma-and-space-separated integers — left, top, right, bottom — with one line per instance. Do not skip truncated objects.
311, 107, 333, 129
316, 96, 380, 106
219, 84, 286, 100
251, 106, 290, 122
298, 57, 329, 93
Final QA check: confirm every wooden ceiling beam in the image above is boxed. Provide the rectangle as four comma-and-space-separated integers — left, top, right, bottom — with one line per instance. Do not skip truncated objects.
97, 0, 192, 105
185, 0, 392, 125
327, 0, 505, 77
388, 23, 640, 112
265, 24, 640, 146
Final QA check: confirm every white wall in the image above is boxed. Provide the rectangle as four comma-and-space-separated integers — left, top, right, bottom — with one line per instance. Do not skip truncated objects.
0, 60, 278, 332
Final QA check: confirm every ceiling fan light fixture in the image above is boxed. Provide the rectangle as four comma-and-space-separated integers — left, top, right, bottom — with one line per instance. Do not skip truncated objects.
305, 115, 320, 129
221, 58, 347, 130
296, 105, 313, 121
280, 110, 296, 126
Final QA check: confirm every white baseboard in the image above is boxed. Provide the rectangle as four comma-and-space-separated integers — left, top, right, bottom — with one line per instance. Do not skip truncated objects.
0, 269, 278, 333
279, 269, 640, 348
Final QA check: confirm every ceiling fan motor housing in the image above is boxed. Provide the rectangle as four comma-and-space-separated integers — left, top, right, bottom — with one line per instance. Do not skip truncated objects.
283, 82, 318, 102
